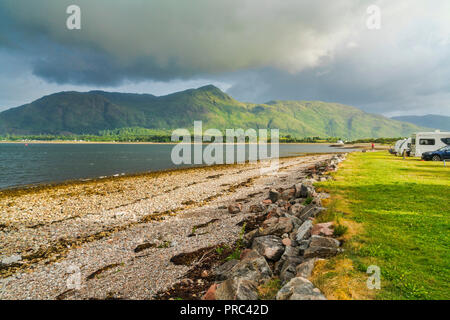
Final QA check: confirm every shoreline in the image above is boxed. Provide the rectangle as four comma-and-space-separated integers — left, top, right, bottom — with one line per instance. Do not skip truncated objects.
0, 152, 352, 195
0, 140, 339, 145
0, 154, 338, 299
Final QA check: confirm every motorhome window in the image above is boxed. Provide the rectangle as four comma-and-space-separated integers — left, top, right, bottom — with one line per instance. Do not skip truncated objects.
419, 139, 435, 145
441, 138, 450, 145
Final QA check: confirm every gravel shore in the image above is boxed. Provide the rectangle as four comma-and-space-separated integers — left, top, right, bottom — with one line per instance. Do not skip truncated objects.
0, 154, 335, 300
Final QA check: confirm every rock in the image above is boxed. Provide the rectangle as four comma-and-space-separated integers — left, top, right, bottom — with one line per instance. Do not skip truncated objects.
279, 257, 303, 283
297, 239, 311, 255
215, 278, 259, 300
214, 259, 239, 281
269, 189, 280, 203
274, 246, 302, 275
249, 204, 266, 213
262, 199, 272, 205
281, 189, 295, 200
311, 222, 334, 236
252, 236, 285, 261
262, 217, 278, 229
202, 283, 217, 300
295, 220, 313, 242
260, 217, 293, 237
276, 277, 326, 300
276, 200, 287, 207
288, 203, 305, 216
228, 203, 242, 214
304, 246, 341, 259
296, 259, 317, 278
243, 229, 260, 247
294, 184, 303, 198
310, 235, 340, 248
1, 255, 22, 265
282, 238, 292, 246
201, 270, 209, 278
285, 214, 302, 230
240, 249, 252, 260
227, 250, 272, 282
298, 205, 326, 221
296, 184, 316, 198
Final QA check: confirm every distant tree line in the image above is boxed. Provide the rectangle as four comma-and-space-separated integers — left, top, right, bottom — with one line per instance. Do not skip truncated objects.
0, 127, 400, 144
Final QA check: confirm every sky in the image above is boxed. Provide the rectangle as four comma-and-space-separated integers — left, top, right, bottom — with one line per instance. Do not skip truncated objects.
0, 0, 450, 117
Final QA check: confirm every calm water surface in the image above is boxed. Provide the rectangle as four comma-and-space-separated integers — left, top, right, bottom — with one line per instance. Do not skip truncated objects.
0, 143, 354, 189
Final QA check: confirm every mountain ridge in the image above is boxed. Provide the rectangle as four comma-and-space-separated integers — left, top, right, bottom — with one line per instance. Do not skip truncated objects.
0, 85, 431, 139
391, 114, 450, 132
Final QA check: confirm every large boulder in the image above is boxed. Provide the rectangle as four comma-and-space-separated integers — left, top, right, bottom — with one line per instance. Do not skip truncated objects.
252, 236, 285, 261
260, 217, 294, 237
226, 250, 273, 282
274, 245, 302, 275
215, 278, 259, 300
214, 259, 239, 281
295, 220, 313, 242
310, 235, 340, 248
311, 222, 334, 236
296, 259, 318, 278
303, 246, 341, 259
276, 277, 326, 300
279, 256, 304, 284
298, 205, 326, 222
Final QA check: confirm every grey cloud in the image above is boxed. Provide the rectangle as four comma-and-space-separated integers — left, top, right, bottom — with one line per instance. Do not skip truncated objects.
0, 0, 449, 115
0, 0, 368, 83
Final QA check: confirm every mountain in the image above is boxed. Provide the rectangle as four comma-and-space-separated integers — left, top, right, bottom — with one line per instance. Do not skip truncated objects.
391, 115, 450, 132
0, 85, 429, 139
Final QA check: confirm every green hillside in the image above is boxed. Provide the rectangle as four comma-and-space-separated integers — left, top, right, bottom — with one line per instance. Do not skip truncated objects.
0, 85, 429, 139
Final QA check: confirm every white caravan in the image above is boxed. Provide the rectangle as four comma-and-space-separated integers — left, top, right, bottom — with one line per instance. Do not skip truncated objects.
393, 139, 406, 154
397, 138, 411, 156
410, 131, 450, 157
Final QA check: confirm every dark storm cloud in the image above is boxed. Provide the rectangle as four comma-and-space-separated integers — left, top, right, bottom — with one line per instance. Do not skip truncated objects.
0, 0, 449, 115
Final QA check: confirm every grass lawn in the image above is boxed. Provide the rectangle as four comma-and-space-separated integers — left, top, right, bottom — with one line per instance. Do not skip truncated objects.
312, 151, 449, 300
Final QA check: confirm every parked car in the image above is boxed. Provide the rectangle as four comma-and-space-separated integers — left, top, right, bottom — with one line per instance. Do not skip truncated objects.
421, 146, 450, 161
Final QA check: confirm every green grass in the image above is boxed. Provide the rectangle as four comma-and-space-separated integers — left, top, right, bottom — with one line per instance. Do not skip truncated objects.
316, 151, 450, 300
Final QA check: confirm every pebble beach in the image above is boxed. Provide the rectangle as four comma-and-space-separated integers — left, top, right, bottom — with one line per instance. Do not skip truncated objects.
0, 154, 337, 300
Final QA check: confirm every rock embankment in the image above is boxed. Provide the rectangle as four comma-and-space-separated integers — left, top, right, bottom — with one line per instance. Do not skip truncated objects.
199, 154, 347, 300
